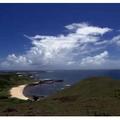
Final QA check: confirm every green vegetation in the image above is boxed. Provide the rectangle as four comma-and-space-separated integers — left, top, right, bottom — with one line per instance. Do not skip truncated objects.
1, 73, 120, 116
0, 73, 33, 99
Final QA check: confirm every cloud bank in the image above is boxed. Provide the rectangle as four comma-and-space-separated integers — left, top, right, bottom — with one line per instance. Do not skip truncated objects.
1, 22, 120, 70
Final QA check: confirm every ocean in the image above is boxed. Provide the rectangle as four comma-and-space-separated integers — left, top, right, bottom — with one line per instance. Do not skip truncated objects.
24, 70, 120, 97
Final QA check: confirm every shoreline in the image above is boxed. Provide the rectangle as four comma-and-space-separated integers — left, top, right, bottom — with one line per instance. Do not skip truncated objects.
9, 84, 29, 100
9, 79, 64, 101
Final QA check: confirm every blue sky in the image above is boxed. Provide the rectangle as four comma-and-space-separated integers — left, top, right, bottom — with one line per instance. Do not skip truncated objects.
0, 3, 120, 70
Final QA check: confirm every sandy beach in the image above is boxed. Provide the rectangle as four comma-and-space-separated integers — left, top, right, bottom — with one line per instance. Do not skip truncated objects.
9, 84, 29, 100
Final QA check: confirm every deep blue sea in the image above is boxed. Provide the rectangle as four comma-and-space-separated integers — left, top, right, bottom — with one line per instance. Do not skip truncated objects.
24, 70, 120, 97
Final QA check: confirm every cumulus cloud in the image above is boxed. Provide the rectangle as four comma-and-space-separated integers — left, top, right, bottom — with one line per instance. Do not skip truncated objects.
80, 51, 109, 66
1, 54, 32, 69
65, 23, 112, 35
111, 35, 120, 46
0, 22, 117, 70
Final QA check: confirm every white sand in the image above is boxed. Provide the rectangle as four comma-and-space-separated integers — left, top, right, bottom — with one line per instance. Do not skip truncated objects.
9, 84, 29, 100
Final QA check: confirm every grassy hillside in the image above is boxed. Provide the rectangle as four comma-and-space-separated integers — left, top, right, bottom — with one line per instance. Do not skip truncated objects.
1, 74, 120, 116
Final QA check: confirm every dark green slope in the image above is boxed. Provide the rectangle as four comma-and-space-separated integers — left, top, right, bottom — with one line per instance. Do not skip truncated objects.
45, 77, 120, 116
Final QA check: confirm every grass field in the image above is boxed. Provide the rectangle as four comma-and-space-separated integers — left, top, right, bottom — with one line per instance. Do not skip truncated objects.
1, 73, 120, 116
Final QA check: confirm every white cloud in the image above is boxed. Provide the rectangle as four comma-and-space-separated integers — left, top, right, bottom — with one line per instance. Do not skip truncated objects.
0, 22, 113, 70
65, 23, 112, 35
94, 40, 108, 45
80, 51, 109, 66
1, 54, 32, 69
111, 35, 120, 46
